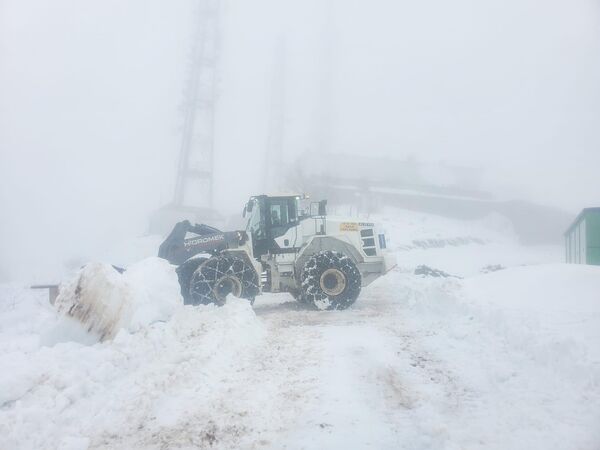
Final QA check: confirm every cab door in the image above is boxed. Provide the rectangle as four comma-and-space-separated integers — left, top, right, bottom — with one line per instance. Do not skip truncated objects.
246, 197, 270, 259
266, 197, 299, 251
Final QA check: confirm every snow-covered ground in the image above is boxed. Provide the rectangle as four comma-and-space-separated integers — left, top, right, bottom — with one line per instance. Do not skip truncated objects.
1, 208, 599, 449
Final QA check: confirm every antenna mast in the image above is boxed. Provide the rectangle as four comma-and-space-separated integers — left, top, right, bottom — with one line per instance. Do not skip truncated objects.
174, 0, 220, 209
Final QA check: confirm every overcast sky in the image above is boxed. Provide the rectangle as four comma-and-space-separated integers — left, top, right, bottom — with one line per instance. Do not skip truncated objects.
1, 0, 599, 281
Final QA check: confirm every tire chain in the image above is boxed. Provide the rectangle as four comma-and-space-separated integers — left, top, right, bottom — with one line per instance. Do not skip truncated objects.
301, 250, 361, 310
189, 254, 259, 305
176, 257, 207, 305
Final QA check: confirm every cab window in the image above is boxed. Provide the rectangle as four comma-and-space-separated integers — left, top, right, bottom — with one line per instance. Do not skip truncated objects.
246, 200, 265, 238
269, 199, 294, 227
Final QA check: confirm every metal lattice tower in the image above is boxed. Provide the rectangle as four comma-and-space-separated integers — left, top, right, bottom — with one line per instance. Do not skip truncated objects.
173, 0, 220, 209
264, 38, 287, 192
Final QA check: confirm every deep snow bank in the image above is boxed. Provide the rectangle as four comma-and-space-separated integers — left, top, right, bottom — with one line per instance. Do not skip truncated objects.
463, 263, 600, 364
464, 263, 600, 313
381, 263, 600, 449
0, 258, 266, 448
394, 263, 600, 378
54, 257, 181, 342
0, 294, 265, 449
372, 207, 561, 277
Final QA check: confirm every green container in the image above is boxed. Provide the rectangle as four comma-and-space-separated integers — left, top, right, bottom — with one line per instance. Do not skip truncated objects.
565, 208, 600, 265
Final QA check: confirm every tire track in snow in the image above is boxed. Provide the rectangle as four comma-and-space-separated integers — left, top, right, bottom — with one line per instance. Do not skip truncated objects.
249, 285, 469, 449
104, 297, 324, 450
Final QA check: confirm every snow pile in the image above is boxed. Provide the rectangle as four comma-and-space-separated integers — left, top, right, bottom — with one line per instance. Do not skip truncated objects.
463, 263, 600, 364
378, 264, 600, 449
53, 257, 180, 342
0, 257, 266, 448
120, 257, 182, 333
0, 294, 264, 449
372, 207, 561, 276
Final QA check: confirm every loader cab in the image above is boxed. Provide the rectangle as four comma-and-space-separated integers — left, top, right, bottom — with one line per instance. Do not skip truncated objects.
244, 195, 301, 259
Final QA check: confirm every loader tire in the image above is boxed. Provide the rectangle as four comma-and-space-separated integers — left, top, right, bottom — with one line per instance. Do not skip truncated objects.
189, 254, 259, 306
300, 251, 361, 310
176, 257, 207, 305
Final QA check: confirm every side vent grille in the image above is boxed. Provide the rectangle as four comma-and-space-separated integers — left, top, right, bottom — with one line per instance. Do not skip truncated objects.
361, 228, 377, 256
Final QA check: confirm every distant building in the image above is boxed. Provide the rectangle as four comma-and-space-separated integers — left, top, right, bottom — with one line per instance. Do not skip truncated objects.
565, 208, 600, 265
286, 152, 571, 244
289, 152, 490, 210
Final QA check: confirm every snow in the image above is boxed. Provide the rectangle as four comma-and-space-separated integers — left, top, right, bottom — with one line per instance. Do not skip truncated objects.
376, 207, 562, 277
52, 257, 181, 342
464, 264, 600, 363
387, 272, 600, 449
0, 294, 264, 449
1, 208, 599, 449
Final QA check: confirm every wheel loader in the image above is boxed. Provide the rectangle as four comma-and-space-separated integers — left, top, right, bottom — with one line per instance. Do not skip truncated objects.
53, 194, 395, 340
158, 194, 395, 310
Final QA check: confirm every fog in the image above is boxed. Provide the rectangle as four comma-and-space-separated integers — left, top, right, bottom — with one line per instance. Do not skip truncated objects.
1, 0, 599, 282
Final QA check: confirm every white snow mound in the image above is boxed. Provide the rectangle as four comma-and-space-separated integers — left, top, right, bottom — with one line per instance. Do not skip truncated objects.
463, 263, 600, 364
0, 292, 264, 449
122, 257, 182, 332
53, 257, 181, 342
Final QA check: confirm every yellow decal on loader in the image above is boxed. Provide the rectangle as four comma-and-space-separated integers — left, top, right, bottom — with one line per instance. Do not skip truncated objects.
340, 222, 359, 231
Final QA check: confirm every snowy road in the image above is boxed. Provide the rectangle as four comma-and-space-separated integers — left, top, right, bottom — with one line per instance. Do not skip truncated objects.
91, 270, 600, 448
1, 209, 600, 449
221, 270, 599, 450
2, 267, 600, 449
93, 277, 461, 450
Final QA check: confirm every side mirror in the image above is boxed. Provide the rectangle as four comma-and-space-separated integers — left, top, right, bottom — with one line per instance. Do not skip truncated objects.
242, 206, 247, 218
246, 201, 254, 213
318, 200, 327, 216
